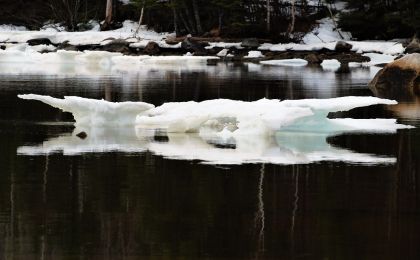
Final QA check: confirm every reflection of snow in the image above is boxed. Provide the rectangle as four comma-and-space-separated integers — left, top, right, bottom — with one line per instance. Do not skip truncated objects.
17, 127, 398, 165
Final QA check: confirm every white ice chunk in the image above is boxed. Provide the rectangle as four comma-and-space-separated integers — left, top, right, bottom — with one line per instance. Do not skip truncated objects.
321, 59, 341, 71
245, 51, 264, 58
217, 49, 229, 57
18, 94, 154, 127
260, 59, 308, 67
18, 95, 412, 138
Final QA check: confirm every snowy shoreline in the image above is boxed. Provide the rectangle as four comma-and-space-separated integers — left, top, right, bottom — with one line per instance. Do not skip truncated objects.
0, 19, 408, 73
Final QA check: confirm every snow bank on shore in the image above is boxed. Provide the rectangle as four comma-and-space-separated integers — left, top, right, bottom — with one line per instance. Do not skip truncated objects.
259, 40, 404, 55
0, 44, 218, 72
0, 20, 170, 45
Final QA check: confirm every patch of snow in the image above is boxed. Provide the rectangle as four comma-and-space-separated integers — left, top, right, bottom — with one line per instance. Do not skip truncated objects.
260, 59, 308, 67
245, 51, 264, 58
118, 0, 131, 4
205, 42, 243, 49
350, 41, 404, 55
129, 40, 182, 49
40, 23, 66, 32
0, 20, 171, 46
303, 18, 351, 44
362, 53, 396, 66
217, 49, 229, 57
0, 24, 27, 32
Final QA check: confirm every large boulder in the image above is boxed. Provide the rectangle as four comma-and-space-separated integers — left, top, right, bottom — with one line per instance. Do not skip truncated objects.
241, 38, 260, 49
335, 41, 353, 52
369, 53, 420, 97
405, 36, 420, 54
143, 41, 160, 55
181, 37, 207, 55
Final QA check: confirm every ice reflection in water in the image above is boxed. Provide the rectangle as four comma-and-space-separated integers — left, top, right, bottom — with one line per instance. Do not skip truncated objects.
17, 126, 397, 165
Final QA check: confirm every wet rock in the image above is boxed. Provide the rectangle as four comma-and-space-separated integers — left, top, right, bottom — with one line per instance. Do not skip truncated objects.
369, 53, 420, 97
304, 53, 322, 64
76, 131, 87, 139
335, 63, 350, 74
405, 36, 420, 54
181, 37, 206, 55
335, 41, 352, 52
27, 38, 53, 46
144, 41, 160, 55
241, 38, 260, 49
57, 41, 78, 51
102, 39, 130, 53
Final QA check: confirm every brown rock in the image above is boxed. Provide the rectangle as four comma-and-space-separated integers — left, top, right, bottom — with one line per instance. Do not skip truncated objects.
405, 36, 420, 54
304, 53, 321, 64
144, 41, 160, 55
335, 41, 353, 52
76, 131, 87, 139
369, 53, 420, 97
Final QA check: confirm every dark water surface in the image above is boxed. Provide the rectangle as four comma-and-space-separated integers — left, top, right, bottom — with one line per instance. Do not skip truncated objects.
0, 63, 419, 259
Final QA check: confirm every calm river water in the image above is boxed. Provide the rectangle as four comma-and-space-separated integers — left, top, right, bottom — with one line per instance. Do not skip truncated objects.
0, 62, 419, 259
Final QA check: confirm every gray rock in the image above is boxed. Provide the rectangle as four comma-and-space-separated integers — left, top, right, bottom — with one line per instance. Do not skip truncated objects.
335, 41, 353, 52
241, 38, 260, 48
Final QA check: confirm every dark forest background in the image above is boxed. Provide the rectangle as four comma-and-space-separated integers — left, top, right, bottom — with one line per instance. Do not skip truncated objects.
0, 0, 418, 41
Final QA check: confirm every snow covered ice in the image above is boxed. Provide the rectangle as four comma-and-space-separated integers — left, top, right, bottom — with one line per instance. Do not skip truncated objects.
17, 94, 413, 165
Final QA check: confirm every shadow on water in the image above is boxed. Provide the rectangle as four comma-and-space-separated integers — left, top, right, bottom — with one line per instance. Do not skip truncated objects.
0, 63, 419, 259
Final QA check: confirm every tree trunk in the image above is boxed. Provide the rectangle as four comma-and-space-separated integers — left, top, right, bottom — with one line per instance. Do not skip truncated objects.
135, 2, 145, 37
183, 3, 196, 35
105, 0, 113, 24
192, 0, 203, 35
172, 5, 180, 36
218, 9, 223, 33
287, 0, 296, 38
266, 0, 271, 32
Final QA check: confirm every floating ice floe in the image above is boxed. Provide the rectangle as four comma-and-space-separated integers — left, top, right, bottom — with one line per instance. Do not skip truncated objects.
260, 59, 308, 67
321, 59, 341, 71
18, 94, 412, 135
245, 51, 265, 58
17, 94, 413, 165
